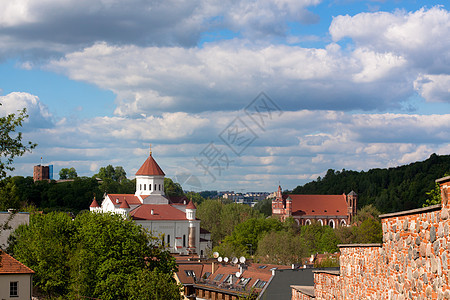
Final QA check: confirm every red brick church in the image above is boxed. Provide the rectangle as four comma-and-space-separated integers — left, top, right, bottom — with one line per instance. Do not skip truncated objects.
271, 186, 357, 227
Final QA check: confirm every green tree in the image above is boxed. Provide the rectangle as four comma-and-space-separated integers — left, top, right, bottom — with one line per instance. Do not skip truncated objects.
0, 105, 36, 179
256, 231, 306, 265
94, 165, 127, 183
59, 167, 78, 179
9, 212, 179, 299
127, 268, 182, 300
253, 197, 273, 217
213, 218, 283, 257
164, 178, 184, 197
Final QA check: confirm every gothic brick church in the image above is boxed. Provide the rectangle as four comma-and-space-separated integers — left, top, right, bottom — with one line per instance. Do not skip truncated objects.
271, 186, 357, 227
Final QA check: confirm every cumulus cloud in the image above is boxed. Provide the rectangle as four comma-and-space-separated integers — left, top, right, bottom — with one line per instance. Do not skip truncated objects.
0, 92, 53, 129
0, 0, 321, 60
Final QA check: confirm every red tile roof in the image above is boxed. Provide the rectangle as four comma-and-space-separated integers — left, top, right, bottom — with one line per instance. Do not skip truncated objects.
288, 194, 348, 217
89, 198, 100, 207
0, 251, 34, 274
135, 154, 165, 176
119, 199, 130, 209
186, 200, 196, 209
130, 204, 188, 220
107, 194, 142, 206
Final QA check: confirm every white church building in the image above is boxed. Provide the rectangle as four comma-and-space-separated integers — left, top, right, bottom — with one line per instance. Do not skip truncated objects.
90, 149, 211, 256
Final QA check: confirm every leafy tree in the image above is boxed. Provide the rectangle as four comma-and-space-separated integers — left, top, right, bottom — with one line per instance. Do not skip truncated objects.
0, 105, 37, 180
213, 218, 284, 257
185, 191, 206, 205
8, 212, 75, 296
164, 178, 184, 197
0, 177, 21, 210
59, 167, 77, 179
253, 197, 273, 217
127, 268, 182, 300
299, 222, 339, 254
94, 165, 127, 182
9, 212, 179, 299
256, 231, 306, 265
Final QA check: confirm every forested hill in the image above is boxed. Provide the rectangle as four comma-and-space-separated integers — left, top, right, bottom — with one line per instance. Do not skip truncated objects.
291, 153, 450, 214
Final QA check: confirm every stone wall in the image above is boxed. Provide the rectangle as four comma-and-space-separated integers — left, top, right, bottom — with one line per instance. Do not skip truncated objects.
314, 271, 340, 299
293, 176, 450, 300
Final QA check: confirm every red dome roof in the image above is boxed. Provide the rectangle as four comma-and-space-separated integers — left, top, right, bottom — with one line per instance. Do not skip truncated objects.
135, 154, 165, 176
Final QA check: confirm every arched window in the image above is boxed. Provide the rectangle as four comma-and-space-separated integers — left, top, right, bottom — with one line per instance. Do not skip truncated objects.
318, 219, 323, 226
340, 219, 347, 226
295, 219, 300, 225
305, 219, 311, 225
328, 219, 335, 229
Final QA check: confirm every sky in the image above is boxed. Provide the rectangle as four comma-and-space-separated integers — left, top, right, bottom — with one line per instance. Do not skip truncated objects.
1, 0, 450, 193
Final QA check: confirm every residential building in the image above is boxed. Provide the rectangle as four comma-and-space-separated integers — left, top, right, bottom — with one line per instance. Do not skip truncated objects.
175, 255, 337, 300
272, 186, 357, 227
0, 251, 34, 300
90, 149, 212, 255
0, 211, 29, 249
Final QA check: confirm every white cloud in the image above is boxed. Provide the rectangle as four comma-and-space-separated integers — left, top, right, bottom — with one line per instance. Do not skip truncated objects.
0, 92, 53, 129
414, 74, 450, 103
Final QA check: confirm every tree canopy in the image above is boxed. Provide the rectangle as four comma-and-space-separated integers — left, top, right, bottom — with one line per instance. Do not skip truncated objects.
8, 212, 180, 299
59, 167, 78, 179
292, 153, 450, 213
0, 105, 36, 179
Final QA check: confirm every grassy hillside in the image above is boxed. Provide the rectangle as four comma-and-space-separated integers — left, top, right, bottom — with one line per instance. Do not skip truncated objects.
291, 153, 450, 213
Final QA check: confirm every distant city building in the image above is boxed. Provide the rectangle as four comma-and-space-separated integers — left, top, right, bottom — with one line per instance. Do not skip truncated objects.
33, 165, 49, 182
90, 149, 211, 256
272, 186, 357, 227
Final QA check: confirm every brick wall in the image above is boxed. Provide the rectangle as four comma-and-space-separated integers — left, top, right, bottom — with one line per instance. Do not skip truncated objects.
297, 176, 450, 300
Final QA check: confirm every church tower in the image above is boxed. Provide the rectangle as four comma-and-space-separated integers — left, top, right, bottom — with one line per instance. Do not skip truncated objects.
135, 146, 168, 204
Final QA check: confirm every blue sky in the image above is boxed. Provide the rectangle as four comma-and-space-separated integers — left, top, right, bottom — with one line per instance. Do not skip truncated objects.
1, 0, 450, 193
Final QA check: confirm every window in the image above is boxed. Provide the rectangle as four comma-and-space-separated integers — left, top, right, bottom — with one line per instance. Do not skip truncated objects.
10, 281, 18, 297
253, 279, 267, 289
144, 184, 146, 190
167, 234, 170, 246
149, 184, 152, 191
239, 277, 252, 287
159, 184, 161, 191
154, 184, 157, 191
185, 270, 196, 277
203, 272, 211, 279
183, 235, 186, 247
213, 274, 224, 281
224, 274, 232, 283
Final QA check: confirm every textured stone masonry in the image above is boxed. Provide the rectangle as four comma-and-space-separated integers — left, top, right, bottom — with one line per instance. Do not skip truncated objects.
292, 176, 450, 300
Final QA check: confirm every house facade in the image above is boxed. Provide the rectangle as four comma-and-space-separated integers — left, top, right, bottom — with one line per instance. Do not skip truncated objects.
90, 149, 211, 256
0, 251, 34, 300
272, 186, 357, 227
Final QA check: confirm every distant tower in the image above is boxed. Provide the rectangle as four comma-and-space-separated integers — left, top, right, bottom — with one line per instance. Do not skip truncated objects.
186, 200, 197, 253
346, 191, 358, 222
33, 165, 50, 182
272, 185, 284, 216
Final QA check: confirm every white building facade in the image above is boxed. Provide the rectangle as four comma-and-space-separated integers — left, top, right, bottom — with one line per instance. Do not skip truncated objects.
90, 150, 211, 256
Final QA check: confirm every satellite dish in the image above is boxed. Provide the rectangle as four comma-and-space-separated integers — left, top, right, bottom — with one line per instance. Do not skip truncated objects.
239, 256, 246, 264
213, 252, 219, 259
224, 257, 229, 263
235, 271, 241, 278
232, 257, 238, 264
218, 257, 223, 262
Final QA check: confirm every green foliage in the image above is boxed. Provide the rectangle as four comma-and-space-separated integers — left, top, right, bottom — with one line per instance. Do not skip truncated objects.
256, 230, 306, 265
185, 191, 206, 205
423, 182, 442, 207
59, 167, 78, 180
0, 177, 21, 210
198, 200, 262, 247
164, 178, 184, 197
299, 222, 339, 254
253, 197, 273, 217
94, 165, 127, 182
314, 256, 340, 268
127, 268, 182, 300
292, 153, 450, 212
213, 218, 284, 257
0, 105, 37, 180
9, 212, 178, 299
